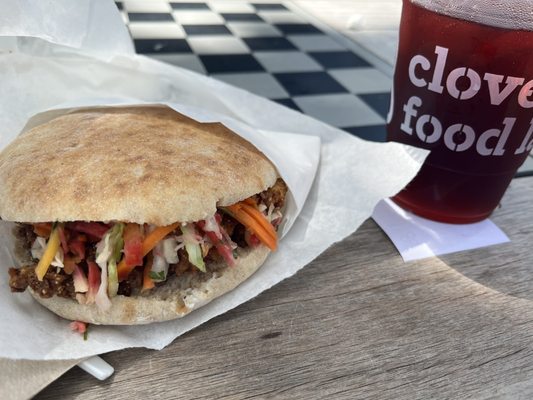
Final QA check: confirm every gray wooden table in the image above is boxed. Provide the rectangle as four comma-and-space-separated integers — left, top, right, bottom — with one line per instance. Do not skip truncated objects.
37, 177, 533, 400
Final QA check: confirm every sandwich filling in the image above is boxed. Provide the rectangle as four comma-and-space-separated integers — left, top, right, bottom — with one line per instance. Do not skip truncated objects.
8, 179, 287, 311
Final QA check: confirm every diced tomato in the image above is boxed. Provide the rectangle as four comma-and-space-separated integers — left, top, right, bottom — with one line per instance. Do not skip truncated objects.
63, 256, 77, 275
33, 223, 52, 238
86, 261, 100, 304
198, 217, 236, 267
123, 223, 144, 267
212, 238, 236, 266
57, 226, 69, 254
68, 236, 86, 261
245, 230, 261, 248
70, 321, 87, 334
68, 222, 110, 240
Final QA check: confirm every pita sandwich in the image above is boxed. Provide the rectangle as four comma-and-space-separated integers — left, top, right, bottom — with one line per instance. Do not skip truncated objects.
3, 106, 287, 325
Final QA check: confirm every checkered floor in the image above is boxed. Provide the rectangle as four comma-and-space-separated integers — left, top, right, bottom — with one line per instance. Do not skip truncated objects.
115, 0, 391, 142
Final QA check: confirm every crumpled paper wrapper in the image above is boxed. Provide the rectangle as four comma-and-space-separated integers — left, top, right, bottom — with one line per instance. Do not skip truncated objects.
0, 0, 427, 360
0, 357, 81, 400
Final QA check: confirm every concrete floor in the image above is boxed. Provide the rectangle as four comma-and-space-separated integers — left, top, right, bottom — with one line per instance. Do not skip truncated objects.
292, 0, 401, 67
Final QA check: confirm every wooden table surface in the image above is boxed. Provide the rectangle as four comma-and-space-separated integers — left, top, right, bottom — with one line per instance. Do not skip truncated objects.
38, 177, 533, 400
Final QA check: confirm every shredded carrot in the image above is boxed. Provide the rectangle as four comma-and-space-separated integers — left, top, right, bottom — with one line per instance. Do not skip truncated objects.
225, 202, 277, 251
33, 223, 52, 238
117, 222, 180, 281
35, 224, 61, 281
241, 203, 278, 250
243, 197, 257, 206
142, 253, 155, 292
141, 222, 180, 255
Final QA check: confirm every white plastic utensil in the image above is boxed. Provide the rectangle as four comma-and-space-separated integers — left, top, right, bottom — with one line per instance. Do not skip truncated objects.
77, 356, 114, 380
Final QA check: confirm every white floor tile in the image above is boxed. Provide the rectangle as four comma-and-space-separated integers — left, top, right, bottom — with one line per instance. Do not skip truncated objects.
258, 11, 307, 24
227, 22, 282, 37
123, 0, 171, 13
150, 54, 207, 75
255, 51, 322, 72
212, 72, 289, 99
208, 1, 255, 13
128, 22, 186, 39
345, 31, 399, 67
287, 34, 345, 51
293, 93, 384, 127
172, 11, 225, 25
188, 36, 249, 54
329, 68, 392, 93
518, 153, 533, 174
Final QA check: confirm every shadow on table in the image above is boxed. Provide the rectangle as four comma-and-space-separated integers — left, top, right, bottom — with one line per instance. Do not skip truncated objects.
436, 240, 533, 302
402, 179, 533, 303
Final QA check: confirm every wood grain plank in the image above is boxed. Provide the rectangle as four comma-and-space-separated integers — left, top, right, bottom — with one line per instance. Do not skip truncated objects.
37, 178, 533, 400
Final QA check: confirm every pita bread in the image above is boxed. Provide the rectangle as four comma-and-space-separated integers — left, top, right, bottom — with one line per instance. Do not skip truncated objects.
3, 106, 281, 324
29, 246, 270, 325
0, 106, 278, 225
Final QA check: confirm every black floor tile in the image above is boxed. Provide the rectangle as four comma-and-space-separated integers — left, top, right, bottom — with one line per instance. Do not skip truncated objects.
358, 93, 391, 119
170, 2, 210, 10
343, 125, 387, 142
200, 54, 265, 73
134, 39, 192, 54
183, 25, 232, 35
273, 98, 302, 112
274, 24, 322, 34
243, 37, 296, 51
128, 13, 174, 22
252, 3, 288, 10
309, 51, 371, 69
274, 71, 348, 96
221, 13, 264, 22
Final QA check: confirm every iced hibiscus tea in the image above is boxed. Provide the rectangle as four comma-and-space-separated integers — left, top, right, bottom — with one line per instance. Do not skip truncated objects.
387, 0, 533, 223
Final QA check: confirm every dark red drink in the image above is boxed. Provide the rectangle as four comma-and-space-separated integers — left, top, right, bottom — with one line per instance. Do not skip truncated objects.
387, 0, 533, 223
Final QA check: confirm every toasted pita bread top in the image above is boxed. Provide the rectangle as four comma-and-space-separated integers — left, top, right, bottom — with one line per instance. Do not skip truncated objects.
0, 106, 278, 225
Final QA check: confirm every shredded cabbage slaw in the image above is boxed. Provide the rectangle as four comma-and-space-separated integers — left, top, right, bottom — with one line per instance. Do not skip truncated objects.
28, 197, 281, 311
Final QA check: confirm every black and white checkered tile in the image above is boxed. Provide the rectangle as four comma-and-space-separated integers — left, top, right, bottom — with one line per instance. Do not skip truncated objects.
116, 0, 392, 142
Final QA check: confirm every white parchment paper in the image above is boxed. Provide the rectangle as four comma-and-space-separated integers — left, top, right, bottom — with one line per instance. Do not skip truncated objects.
373, 199, 510, 261
0, 0, 427, 360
